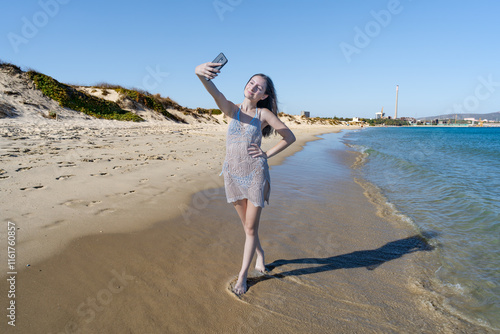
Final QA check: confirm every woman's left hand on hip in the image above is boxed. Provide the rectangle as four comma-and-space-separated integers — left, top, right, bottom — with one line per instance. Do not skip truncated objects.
248, 144, 267, 158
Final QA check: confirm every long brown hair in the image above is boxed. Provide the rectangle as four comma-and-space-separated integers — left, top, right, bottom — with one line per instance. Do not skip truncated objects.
246, 74, 278, 137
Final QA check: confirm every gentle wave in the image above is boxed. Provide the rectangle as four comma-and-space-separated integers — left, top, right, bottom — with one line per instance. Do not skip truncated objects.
343, 127, 500, 330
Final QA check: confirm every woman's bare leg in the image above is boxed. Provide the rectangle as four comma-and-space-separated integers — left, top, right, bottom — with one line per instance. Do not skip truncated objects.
233, 199, 263, 295
255, 182, 270, 273
233, 200, 266, 273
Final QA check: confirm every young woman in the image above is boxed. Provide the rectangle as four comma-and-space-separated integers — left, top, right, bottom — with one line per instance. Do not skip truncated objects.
195, 61, 296, 295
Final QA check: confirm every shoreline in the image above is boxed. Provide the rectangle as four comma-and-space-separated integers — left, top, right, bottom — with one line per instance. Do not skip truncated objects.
342, 129, 500, 333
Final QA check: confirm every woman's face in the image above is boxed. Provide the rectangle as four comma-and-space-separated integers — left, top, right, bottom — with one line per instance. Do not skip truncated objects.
244, 76, 268, 101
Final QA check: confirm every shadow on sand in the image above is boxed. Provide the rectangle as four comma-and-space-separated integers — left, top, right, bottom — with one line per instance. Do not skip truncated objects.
246, 232, 438, 290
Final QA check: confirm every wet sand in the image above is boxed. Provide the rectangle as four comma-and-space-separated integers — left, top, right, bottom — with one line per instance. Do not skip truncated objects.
1, 128, 491, 333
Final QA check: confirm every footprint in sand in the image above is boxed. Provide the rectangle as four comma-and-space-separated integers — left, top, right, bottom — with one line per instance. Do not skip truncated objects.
96, 208, 116, 216
42, 220, 66, 229
57, 162, 76, 167
56, 175, 75, 180
90, 172, 108, 176
22, 212, 35, 218
62, 199, 102, 208
15, 166, 33, 172
0, 169, 9, 179
20, 185, 45, 191
122, 190, 135, 196
226, 271, 278, 299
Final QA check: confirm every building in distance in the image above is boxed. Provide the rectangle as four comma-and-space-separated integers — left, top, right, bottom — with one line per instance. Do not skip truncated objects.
375, 107, 385, 119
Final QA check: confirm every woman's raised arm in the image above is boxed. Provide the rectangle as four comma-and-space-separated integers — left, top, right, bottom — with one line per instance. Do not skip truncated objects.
195, 62, 237, 117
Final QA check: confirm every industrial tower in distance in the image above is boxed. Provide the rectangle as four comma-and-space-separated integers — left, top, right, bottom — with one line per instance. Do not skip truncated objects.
394, 85, 399, 119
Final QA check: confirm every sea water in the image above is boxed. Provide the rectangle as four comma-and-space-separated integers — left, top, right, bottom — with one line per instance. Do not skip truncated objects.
343, 127, 500, 330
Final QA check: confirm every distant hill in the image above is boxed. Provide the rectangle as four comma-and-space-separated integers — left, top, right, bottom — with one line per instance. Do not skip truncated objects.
418, 111, 500, 121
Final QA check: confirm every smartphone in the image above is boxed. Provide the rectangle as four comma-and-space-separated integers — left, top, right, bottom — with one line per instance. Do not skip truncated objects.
212, 52, 228, 71
206, 52, 228, 80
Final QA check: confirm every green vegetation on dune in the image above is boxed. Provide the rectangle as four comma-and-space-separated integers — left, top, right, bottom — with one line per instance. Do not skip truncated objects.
195, 108, 222, 115
2, 61, 228, 123
114, 87, 222, 122
115, 88, 185, 123
150, 94, 221, 119
27, 71, 143, 122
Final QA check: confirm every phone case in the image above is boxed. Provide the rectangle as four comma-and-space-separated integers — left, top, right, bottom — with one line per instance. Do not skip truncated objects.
212, 52, 228, 71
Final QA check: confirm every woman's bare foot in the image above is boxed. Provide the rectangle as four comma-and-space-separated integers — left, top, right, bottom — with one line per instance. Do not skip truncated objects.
233, 275, 247, 295
255, 250, 266, 273
255, 259, 266, 273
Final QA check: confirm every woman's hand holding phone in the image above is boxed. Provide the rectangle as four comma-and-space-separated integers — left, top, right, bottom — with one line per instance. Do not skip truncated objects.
195, 53, 228, 81
195, 62, 221, 80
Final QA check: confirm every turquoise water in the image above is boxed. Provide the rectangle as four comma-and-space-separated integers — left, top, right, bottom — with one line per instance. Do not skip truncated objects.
343, 127, 500, 329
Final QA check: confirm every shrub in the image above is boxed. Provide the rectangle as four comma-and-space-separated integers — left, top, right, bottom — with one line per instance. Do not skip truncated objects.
116, 88, 186, 123
196, 107, 222, 115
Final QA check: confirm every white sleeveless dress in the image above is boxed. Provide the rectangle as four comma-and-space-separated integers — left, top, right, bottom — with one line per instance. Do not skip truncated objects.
221, 106, 270, 207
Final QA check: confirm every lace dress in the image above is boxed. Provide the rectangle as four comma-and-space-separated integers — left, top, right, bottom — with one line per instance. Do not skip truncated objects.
221, 106, 270, 207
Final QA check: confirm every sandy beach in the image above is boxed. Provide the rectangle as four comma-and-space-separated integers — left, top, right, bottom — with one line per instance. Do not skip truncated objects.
0, 118, 349, 332
0, 63, 491, 333
1, 118, 491, 333
0, 118, 338, 265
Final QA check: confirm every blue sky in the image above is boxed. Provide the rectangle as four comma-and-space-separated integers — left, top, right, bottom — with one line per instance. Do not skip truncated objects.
1, 0, 499, 119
